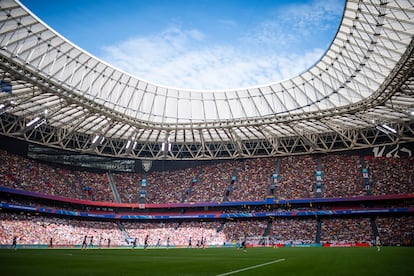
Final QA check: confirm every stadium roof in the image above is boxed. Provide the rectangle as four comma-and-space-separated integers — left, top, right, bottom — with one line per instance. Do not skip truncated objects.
0, 0, 413, 160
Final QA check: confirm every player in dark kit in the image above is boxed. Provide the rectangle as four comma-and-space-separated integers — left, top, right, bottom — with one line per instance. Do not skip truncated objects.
144, 234, 149, 250
241, 236, 247, 252
49, 237, 53, 248
11, 236, 17, 249
89, 236, 93, 248
81, 235, 88, 249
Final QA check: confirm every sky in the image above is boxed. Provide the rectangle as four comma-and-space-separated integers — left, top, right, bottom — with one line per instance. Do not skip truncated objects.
20, 0, 345, 91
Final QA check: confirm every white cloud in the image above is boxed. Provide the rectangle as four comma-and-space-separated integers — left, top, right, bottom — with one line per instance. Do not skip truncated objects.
100, 0, 343, 90
101, 30, 324, 90
242, 0, 344, 53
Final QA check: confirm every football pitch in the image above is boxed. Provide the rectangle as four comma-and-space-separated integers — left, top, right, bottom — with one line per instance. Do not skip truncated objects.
1, 246, 413, 276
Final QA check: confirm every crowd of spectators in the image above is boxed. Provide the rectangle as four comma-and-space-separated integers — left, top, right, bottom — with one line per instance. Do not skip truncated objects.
276, 155, 316, 199
1, 209, 412, 247
1, 149, 414, 204
0, 149, 113, 202
111, 168, 202, 204
186, 161, 239, 203
221, 220, 268, 241
0, 212, 125, 247
320, 155, 365, 198
75, 171, 112, 202
365, 156, 414, 196
111, 172, 145, 203
1, 149, 413, 248
320, 218, 374, 244
231, 158, 276, 201
268, 218, 317, 244
376, 216, 414, 246
122, 221, 226, 247
145, 167, 201, 204
0, 150, 80, 198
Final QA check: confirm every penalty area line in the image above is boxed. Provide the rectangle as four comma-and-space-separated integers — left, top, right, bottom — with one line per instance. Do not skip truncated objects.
216, 258, 286, 276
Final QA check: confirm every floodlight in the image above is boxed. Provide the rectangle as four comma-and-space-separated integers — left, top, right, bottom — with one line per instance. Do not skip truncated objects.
26, 116, 41, 127
381, 124, 397, 134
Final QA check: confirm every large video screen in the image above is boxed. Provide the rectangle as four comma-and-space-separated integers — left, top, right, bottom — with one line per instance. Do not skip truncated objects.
27, 145, 136, 172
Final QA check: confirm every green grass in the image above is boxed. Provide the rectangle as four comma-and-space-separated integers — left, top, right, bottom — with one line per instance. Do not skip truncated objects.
1, 247, 414, 276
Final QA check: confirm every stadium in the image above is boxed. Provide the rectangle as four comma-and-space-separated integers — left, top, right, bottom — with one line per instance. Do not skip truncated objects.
0, 0, 413, 275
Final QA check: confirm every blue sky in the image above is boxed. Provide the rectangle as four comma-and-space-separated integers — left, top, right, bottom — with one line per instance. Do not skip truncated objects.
20, 0, 345, 90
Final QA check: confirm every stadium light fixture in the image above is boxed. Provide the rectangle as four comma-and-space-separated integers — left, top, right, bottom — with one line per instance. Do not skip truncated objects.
24, 109, 48, 131
26, 116, 41, 127
376, 125, 389, 134
0, 100, 15, 115
376, 124, 397, 135
381, 124, 397, 134
161, 133, 172, 157
167, 136, 172, 152
126, 140, 131, 149
34, 119, 47, 129
90, 134, 105, 150
25, 116, 47, 131
124, 139, 137, 154
92, 134, 100, 144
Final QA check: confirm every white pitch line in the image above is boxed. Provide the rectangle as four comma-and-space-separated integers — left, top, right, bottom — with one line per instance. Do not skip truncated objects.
216, 258, 286, 276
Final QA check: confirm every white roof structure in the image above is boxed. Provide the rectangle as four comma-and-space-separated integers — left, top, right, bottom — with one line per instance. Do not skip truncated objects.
0, 0, 413, 160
